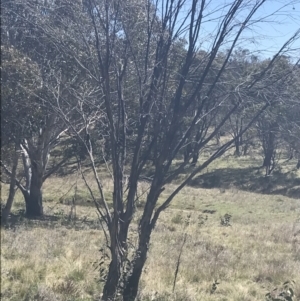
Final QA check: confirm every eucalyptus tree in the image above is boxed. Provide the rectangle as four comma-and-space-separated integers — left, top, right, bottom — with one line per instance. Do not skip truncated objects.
1, 0, 83, 217
0, 42, 71, 217
255, 56, 299, 175
278, 64, 300, 168
1, 45, 31, 222
223, 49, 259, 156
1, 44, 46, 218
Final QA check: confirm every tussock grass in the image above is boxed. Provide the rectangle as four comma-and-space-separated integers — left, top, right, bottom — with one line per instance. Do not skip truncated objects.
1, 157, 300, 300
1, 225, 104, 301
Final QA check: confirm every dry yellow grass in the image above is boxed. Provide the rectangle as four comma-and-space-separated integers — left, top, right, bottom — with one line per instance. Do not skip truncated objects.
1, 157, 300, 301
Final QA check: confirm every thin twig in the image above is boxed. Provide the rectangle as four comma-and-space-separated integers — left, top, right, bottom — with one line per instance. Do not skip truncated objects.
173, 233, 187, 293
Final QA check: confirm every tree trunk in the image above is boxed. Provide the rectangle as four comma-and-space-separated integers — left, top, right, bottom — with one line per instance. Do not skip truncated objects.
288, 147, 294, 160
183, 144, 192, 163
263, 149, 275, 176
122, 178, 163, 301
183, 151, 189, 163
1, 150, 19, 225
123, 225, 152, 301
101, 207, 127, 300
242, 143, 249, 156
25, 169, 43, 217
234, 133, 243, 157
102, 253, 122, 301
234, 138, 241, 156
261, 130, 276, 176
191, 152, 199, 166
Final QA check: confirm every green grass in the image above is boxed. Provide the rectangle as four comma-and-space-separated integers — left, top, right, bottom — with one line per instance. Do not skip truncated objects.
1, 156, 300, 301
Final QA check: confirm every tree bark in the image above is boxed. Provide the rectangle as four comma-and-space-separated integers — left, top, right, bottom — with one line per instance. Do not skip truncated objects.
183, 144, 192, 163
242, 142, 249, 156
1, 149, 19, 225
122, 181, 162, 301
102, 252, 122, 301
234, 138, 241, 156
25, 168, 43, 217
263, 149, 274, 176
122, 226, 151, 301
261, 129, 276, 176
191, 152, 199, 165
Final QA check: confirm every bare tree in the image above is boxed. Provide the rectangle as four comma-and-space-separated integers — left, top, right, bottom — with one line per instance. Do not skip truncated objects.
62, 1, 298, 300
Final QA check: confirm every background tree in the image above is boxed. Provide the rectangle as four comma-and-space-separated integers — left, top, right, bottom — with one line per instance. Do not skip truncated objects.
1, 0, 80, 217
255, 56, 299, 175
1, 45, 44, 219
278, 64, 300, 168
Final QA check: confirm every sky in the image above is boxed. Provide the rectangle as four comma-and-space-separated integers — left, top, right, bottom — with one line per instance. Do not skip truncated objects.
236, 0, 300, 57
174, 0, 300, 59
253, 1, 300, 57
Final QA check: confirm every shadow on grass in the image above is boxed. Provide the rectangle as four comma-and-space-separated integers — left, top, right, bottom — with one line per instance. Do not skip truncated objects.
2, 210, 104, 231
54, 158, 112, 177
43, 190, 113, 208
189, 167, 300, 199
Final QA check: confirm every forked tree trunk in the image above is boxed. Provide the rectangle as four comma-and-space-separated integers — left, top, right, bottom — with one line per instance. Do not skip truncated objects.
123, 226, 152, 301
122, 183, 162, 301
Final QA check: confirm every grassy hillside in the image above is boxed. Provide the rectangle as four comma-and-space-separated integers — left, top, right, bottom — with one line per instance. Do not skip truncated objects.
1, 155, 300, 301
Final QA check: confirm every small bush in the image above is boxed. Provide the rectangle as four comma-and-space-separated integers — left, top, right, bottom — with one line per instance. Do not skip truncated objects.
220, 213, 232, 227
171, 213, 183, 224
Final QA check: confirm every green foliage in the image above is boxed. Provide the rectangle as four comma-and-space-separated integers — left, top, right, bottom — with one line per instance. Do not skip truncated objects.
1, 45, 43, 144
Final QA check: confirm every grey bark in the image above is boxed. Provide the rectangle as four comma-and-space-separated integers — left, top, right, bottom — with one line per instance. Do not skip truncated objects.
1, 146, 19, 225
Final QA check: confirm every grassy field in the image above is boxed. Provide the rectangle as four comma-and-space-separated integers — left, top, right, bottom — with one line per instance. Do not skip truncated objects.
1, 155, 300, 301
